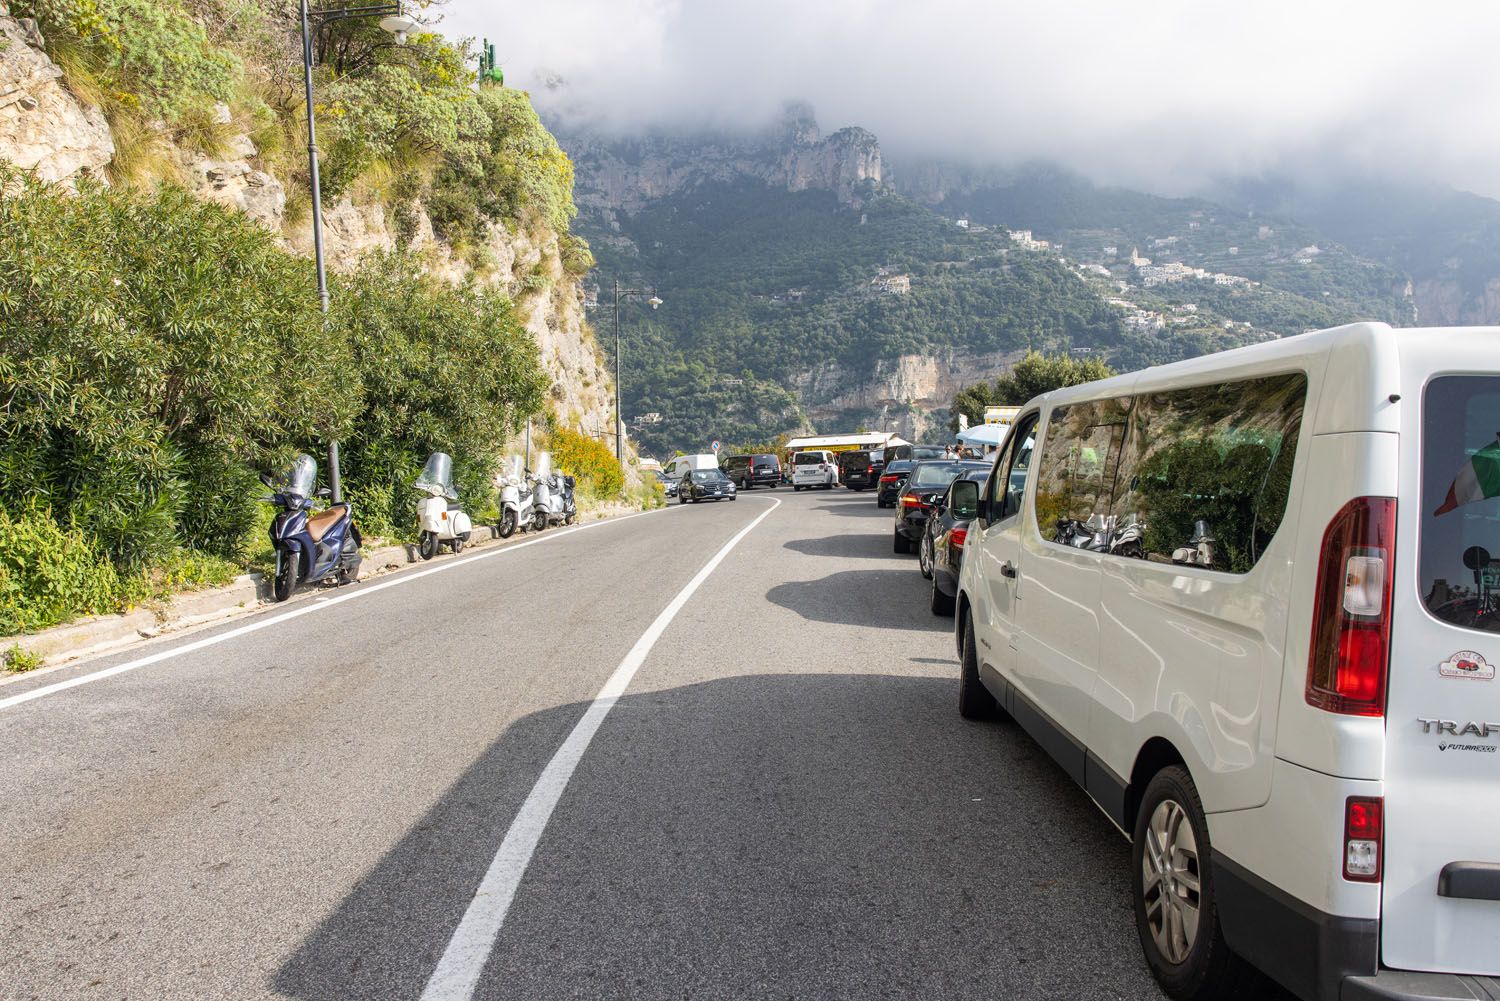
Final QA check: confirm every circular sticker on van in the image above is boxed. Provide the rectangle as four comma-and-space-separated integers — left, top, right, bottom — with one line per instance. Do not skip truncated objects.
1440, 650, 1495, 681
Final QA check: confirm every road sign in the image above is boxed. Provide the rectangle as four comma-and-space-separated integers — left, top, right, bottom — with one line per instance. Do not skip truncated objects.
711, 440, 721, 453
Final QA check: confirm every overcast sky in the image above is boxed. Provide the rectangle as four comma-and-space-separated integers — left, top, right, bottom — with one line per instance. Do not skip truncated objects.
431, 0, 1500, 198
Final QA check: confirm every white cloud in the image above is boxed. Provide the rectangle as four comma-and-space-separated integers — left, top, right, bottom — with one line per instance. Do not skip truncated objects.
431, 0, 1500, 197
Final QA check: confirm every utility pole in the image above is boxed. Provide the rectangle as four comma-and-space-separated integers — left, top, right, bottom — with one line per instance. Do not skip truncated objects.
609, 279, 663, 464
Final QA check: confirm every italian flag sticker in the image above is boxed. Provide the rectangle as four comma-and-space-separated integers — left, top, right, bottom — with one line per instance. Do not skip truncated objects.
1436, 435, 1500, 516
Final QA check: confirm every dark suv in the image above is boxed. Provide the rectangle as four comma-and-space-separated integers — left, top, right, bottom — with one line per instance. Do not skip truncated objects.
838, 449, 882, 491
722, 453, 781, 490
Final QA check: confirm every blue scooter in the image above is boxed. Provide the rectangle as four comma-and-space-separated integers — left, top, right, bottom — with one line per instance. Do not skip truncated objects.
260, 453, 363, 602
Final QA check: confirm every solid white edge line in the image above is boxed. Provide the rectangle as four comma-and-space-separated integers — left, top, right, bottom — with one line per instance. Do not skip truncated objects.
0, 505, 682, 713
417, 496, 782, 1001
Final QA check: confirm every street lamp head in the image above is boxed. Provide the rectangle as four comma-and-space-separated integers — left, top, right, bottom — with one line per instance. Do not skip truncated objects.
379, 9, 419, 44
648, 295, 663, 310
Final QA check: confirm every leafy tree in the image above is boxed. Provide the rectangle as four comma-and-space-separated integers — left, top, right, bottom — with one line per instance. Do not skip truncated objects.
948, 351, 1116, 431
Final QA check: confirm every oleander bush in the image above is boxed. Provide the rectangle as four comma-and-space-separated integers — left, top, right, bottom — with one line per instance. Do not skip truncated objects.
0, 507, 121, 634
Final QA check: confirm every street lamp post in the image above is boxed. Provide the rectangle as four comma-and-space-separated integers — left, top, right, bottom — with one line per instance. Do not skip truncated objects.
298, 0, 417, 501
611, 280, 662, 464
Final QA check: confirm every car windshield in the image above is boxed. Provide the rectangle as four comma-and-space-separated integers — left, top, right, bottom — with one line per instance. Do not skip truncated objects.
690, 470, 726, 482
884, 461, 913, 474
910, 462, 969, 488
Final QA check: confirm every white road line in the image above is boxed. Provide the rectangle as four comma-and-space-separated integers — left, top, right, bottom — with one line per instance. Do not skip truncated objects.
0, 506, 681, 713
418, 496, 782, 1001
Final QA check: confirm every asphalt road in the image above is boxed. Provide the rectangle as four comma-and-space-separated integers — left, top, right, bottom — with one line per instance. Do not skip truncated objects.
1, 487, 1175, 1000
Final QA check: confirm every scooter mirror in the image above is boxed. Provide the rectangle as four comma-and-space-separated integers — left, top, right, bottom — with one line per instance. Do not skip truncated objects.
317, 487, 333, 498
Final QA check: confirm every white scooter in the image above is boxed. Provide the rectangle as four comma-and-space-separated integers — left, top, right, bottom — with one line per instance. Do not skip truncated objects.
495, 456, 538, 539
532, 452, 574, 529
414, 452, 473, 560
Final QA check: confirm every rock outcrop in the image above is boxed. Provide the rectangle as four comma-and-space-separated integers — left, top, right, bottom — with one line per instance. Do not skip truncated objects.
557, 103, 885, 213
0, 6, 113, 184
797, 348, 1026, 442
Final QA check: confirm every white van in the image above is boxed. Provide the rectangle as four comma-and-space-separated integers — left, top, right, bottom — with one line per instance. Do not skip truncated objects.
956, 322, 1499, 1001
791, 449, 838, 490
665, 453, 719, 481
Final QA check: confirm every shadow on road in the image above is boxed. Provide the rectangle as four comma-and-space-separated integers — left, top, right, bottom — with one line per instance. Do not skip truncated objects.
766, 568, 946, 632
782, 532, 895, 560
274, 673, 1188, 1001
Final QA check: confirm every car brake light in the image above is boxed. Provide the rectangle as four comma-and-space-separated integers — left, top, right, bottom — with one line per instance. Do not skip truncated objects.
900, 495, 929, 510
950, 527, 967, 548
1306, 497, 1395, 717
1343, 796, 1383, 881
880, 475, 898, 485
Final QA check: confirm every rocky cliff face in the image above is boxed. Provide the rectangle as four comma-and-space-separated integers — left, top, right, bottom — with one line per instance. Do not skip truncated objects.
1413, 277, 1500, 326
557, 104, 884, 214
0, 6, 113, 184
0, 9, 615, 447
797, 348, 1024, 441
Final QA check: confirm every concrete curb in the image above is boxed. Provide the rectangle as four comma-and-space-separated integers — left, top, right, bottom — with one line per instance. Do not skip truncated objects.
1, 504, 645, 675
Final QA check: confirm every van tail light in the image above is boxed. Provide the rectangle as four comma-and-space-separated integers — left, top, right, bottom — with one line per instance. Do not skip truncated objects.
1343, 796, 1383, 882
1306, 497, 1395, 717
950, 528, 968, 548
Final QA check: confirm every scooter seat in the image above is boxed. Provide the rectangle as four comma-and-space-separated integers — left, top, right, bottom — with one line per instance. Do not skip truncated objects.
306, 505, 348, 543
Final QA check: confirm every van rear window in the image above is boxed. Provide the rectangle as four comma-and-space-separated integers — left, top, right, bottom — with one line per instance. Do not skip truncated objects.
1421, 376, 1500, 631
793, 452, 824, 465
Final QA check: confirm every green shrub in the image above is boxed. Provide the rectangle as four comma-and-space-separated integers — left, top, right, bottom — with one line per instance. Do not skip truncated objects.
0, 174, 355, 569
335, 252, 548, 541
0, 508, 121, 634
549, 426, 624, 499
15, 0, 240, 124
3, 645, 45, 672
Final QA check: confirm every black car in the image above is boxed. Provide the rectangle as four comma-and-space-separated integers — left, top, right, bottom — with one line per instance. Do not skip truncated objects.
893, 460, 989, 553
722, 452, 781, 490
920, 468, 989, 615
838, 449, 882, 491
883, 443, 950, 463
876, 459, 914, 508
679, 468, 738, 503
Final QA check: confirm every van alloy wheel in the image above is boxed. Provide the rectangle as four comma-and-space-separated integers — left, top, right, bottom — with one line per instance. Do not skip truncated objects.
1141, 798, 1202, 965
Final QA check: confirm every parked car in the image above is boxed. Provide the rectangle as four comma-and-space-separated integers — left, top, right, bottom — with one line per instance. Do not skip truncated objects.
956, 321, 1500, 1001
884, 443, 950, 463
920, 467, 989, 615
791, 449, 838, 490
722, 452, 781, 490
652, 469, 678, 498
678, 468, 737, 503
876, 459, 915, 508
838, 449, 882, 491
892, 460, 989, 553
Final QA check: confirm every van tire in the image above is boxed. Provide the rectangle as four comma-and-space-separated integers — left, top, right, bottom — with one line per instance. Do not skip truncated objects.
1132, 767, 1257, 1001
958, 613, 999, 719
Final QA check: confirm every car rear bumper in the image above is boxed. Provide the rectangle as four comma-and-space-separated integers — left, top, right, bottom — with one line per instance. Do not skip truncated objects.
895, 514, 927, 539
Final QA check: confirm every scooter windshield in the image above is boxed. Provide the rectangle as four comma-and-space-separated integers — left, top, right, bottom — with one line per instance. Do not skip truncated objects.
416, 452, 457, 499
275, 453, 318, 499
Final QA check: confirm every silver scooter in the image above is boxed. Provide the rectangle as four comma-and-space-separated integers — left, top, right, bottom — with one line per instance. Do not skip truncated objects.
533, 452, 574, 529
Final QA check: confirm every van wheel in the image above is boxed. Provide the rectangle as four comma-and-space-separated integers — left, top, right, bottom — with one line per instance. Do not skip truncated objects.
893, 530, 912, 554
958, 612, 999, 719
1132, 767, 1255, 1000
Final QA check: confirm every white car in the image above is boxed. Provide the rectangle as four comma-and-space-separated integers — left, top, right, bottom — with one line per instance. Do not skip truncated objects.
956, 321, 1499, 1001
791, 450, 839, 490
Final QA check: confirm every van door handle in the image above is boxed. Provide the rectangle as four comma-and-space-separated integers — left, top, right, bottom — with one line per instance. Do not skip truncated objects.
1001, 561, 1018, 579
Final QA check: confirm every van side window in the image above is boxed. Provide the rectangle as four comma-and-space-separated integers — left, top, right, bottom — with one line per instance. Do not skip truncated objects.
1034, 398, 1129, 541
990, 415, 1038, 520
1111, 373, 1306, 574
1420, 375, 1500, 631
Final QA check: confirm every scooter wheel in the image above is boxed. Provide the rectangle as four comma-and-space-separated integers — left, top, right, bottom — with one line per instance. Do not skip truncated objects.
498, 510, 517, 539
451, 535, 464, 555
272, 549, 298, 602
533, 510, 547, 532
418, 531, 438, 561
